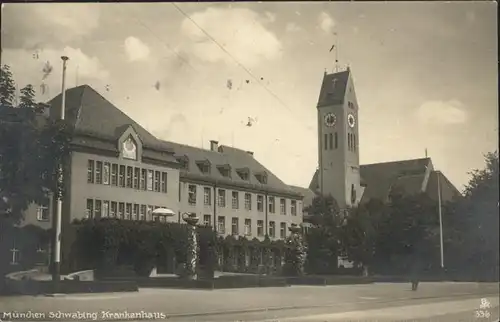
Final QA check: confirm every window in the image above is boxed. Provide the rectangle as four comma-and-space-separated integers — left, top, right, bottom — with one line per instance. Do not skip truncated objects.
119, 165, 126, 187
133, 167, 139, 189
126, 166, 133, 188
231, 217, 239, 235
324, 133, 328, 150
204, 187, 211, 205
329, 133, 333, 150
110, 202, 117, 218
291, 200, 297, 216
280, 222, 286, 238
218, 189, 226, 207
237, 169, 249, 181
268, 197, 275, 213
147, 206, 153, 221
244, 193, 251, 210
353, 134, 356, 152
111, 164, 118, 186
257, 220, 264, 237
87, 160, 94, 183
102, 201, 109, 218
103, 162, 110, 185
140, 205, 146, 220
197, 162, 210, 174
132, 204, 139, 220
36, 200, 50, 221
154, 171, 161, 192
232, 191, 239, 209
95, 200, 102, 218
244, 219, 251, 236
188, 185, 197, 205
257, 195, 264, 212
280, 198, 286, 215
147, 170, 153, 191
161, 172, 167, 193
95, 161, 102, 184
217, 216, 225, 234
118, 202, 125, 219
269, 221, 275, 238
125, 203, 132, 220
203, 214, 211, 226
334, 132, 338, 149
140, 169, 146, 190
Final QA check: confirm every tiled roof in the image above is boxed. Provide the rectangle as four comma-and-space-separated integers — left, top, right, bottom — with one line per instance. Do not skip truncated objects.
158, 140, 303, 198
359, 158, 432, 203
289, 185, 317, 211
426, 170, 462, 203
47, 85, 177, 164
317, 69, 350, 107
307, 158, 435, 206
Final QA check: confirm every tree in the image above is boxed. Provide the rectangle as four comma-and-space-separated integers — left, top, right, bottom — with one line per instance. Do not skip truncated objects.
450, 151, 499, 279
0, 64, 71, 225
339, 199, 385, 276
303, 195, 344, 274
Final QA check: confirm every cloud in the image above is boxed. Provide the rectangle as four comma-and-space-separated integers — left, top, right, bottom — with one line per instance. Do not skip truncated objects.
286, 22, 302, 33
318, 12, 335, 34
2, 46, 110, 101
180, 7, 282, 67
1, 3, 99, 49
124, 36, 151, 62
416, 100, 468, 125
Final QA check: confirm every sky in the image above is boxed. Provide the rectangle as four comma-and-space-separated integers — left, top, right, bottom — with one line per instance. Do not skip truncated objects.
1, 2, 498, 191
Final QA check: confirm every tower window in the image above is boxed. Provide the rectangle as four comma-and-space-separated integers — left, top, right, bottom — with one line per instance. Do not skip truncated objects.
329, 133, 333, 150
353, 134, 356, 152
324, 133, 328, 150
334, 132, 338, 149
348, 133, 351, 151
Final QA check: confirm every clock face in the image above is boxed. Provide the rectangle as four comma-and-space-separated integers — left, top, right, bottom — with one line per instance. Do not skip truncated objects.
122, 137, 137, 160
347, 113, 356, 128
324, 113, 337, 127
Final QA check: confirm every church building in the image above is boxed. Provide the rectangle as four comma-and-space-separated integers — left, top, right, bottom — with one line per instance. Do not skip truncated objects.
297, 67, 461, 214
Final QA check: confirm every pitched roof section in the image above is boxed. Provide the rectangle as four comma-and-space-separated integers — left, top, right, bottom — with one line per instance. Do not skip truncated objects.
317, 69, 350, 108
359, 158, 431, 203
289, 185, 317, 211
47, 85, 177, 164
159, 141, 302, 198
426, 170, 462, 203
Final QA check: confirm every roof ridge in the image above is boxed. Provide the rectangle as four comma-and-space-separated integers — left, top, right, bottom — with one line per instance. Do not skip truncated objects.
362, 157, 431, 167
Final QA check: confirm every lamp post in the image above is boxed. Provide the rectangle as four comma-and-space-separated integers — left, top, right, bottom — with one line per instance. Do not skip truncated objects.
182, 212, 199, 280
52, 55, 68, 292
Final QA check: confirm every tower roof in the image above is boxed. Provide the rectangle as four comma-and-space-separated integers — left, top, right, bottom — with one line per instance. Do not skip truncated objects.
317, 69, 351, 108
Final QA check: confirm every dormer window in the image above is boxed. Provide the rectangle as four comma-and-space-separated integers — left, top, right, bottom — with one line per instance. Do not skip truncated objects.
255, 172, 268, 184
176, 155, 189, 170
217, 164, 232, 178
236, 168, 250, 181
196, 160, 211, 174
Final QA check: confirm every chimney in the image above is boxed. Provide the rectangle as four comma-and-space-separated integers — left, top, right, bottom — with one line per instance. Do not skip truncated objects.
210, 140, 219, 152
246, 151, 254, 157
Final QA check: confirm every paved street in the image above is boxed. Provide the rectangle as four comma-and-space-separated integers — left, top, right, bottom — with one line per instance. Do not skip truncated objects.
0, 282, 498, 321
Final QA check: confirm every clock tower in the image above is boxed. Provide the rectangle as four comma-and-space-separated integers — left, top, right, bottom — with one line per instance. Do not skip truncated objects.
315, 67, 361, 209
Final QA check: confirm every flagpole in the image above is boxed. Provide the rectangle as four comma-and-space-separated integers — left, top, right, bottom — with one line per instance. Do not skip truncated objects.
437, 171, 444, 268
334, 32, 339, 72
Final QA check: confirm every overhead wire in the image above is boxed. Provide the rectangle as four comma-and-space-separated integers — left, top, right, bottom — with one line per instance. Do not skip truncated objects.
170, 2, 315, 133
117, 4, 199, 74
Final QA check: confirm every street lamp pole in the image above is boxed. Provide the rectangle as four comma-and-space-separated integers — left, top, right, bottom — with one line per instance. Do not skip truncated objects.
52, 55, 69, 291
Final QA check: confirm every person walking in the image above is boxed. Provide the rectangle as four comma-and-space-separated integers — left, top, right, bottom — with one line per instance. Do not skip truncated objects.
410, 255, 423, 291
